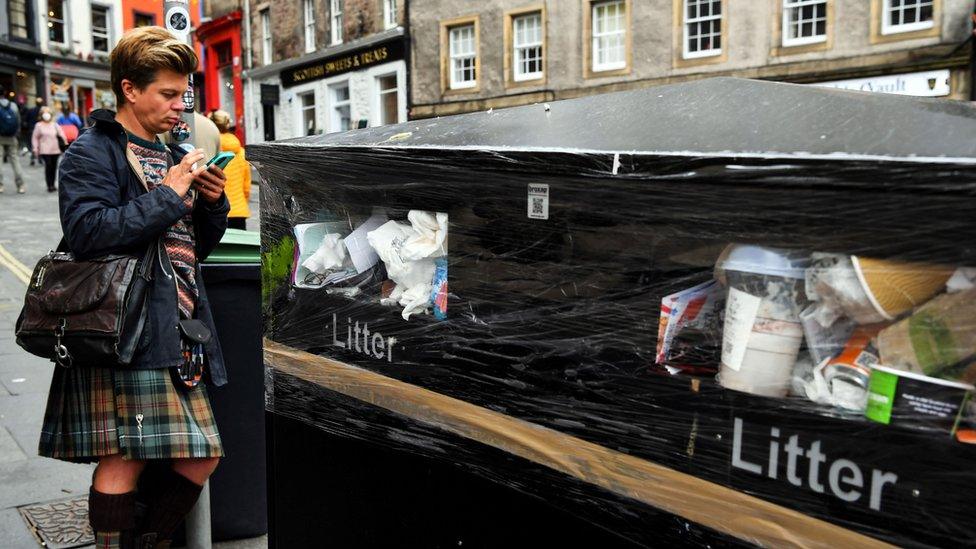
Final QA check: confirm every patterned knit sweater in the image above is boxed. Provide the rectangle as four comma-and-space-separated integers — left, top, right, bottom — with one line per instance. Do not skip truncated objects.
127, 133, 198, 319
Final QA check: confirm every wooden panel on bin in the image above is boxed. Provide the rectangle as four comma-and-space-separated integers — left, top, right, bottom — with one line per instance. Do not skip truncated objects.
265, 339, 892, 549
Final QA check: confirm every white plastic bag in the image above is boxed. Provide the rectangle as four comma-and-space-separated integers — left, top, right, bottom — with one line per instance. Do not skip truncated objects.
367, 211, 448, 320
302, 233, 347, 274
402, 211, 448, 260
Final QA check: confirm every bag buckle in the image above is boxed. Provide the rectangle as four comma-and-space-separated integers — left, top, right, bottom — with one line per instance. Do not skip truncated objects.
32, 264, 47, 289
53, 318, 73, 368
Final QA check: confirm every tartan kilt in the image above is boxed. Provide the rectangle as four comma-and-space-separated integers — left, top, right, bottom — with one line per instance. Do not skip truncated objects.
38, 365, 223, 463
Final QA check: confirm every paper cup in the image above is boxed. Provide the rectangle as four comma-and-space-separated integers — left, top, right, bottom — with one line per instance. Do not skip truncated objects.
718, 268, 807, 398
719, 310, 804, 397
852, 257, 953, 320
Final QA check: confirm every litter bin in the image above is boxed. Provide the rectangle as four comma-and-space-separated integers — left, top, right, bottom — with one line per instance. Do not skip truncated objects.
255, 79, 976, 548
201, 228, 266, 541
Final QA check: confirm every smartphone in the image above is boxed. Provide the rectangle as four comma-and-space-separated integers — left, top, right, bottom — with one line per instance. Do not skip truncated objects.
206, 151, 235, 170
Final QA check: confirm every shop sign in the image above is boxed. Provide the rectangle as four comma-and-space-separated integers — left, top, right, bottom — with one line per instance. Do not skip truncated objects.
260, 84, 280, 106
0, 50, 43, 69
281, 39, 405, 88
814, 69, 951, 97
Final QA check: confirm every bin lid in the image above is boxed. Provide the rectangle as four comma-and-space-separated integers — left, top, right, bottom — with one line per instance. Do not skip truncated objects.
204, 228, 260, 264
257, 77, 976, 163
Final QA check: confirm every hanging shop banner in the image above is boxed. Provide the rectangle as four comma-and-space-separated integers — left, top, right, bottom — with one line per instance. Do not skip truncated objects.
813, 69, 951, 97
281, 39, 406, 88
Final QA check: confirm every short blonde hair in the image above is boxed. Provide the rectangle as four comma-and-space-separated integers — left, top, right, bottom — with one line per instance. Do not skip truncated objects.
210, 110, 232, 133
110, 26, 198, 104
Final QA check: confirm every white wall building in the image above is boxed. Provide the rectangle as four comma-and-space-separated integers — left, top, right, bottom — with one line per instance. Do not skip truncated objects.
243, 28, 408, 143
38, 0, 123, 116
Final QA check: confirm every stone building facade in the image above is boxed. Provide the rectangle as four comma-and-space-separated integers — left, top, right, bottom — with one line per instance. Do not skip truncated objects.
242, 0, 407, 142
409, 0, 975, 119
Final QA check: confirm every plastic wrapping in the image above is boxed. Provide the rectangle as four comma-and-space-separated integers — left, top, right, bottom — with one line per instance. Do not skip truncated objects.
256, 79, 976, 548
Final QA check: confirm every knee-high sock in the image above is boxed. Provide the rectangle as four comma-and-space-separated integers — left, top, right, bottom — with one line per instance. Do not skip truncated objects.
141, 468, 204, 540
88, 488, 137, 549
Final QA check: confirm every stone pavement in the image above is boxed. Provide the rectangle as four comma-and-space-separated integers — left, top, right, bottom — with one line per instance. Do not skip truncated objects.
0, 154, 265, 548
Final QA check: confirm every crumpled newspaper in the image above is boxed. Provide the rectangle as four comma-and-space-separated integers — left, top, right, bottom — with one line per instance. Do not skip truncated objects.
367, 211, 448, 320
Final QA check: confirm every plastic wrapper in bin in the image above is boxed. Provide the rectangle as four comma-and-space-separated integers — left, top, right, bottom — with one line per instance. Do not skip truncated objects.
256, 78, 976, 548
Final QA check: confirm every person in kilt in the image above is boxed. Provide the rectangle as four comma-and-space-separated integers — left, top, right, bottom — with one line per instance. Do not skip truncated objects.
38, 27, 230, 549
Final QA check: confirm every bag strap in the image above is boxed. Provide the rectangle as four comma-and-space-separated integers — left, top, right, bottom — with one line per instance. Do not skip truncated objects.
137, 239, 159, 280
54, 237, 159, 280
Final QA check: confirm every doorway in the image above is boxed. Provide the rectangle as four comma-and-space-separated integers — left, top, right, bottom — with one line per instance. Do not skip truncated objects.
263, 104, 275, 141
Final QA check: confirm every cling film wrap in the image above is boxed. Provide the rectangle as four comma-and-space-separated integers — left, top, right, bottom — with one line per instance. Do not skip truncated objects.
254, 79, 976, 548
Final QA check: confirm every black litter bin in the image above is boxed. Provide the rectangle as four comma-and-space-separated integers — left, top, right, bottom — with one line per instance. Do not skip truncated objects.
201, 229, 266, 541
255, 79, 976, 548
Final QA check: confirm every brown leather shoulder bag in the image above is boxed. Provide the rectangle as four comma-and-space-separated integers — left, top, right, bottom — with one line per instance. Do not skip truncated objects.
15, 241, 158, 368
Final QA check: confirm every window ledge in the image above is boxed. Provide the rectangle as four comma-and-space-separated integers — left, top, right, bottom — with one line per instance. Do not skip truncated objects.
592, 63, 627, 73
513, 73, 544, 83
682, 49, 722, 60
444, 83, 481, 97
881, 21, 935, 36
506, 75, 546, 90
782, 35, 827, 48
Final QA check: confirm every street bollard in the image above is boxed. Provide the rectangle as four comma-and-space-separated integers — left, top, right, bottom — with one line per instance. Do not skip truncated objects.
185, 480, 212, 549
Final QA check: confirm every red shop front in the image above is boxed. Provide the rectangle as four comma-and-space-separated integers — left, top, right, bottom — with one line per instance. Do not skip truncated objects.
196, 11, 245, 143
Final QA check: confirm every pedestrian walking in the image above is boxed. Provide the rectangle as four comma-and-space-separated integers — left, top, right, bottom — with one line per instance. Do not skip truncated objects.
31, 107, 66, 192
37, 26, 230, 549
209, 110, 252, 230
18, 97, 32, 161
57, 107, 81, 144
0, 88, 26, 194
25, 97, 45, 166
57, 106, 84, 130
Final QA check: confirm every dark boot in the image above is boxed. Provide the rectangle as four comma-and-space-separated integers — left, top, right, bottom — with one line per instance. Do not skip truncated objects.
136, 532, 171, 549
88, 488, 138, 549
139, 468, 203, 548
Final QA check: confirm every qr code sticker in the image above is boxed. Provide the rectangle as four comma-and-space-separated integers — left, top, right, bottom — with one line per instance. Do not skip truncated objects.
531, 197, 544, 215
527, 184, 549, 220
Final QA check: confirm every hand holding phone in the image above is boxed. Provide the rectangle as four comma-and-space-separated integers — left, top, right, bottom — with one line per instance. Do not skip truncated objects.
206, 151, 235, 170
195, 152, 231, 204
162, 148, 206, 197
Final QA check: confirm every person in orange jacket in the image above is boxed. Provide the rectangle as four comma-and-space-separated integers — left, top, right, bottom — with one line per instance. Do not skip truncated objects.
208, 110, 251, 230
